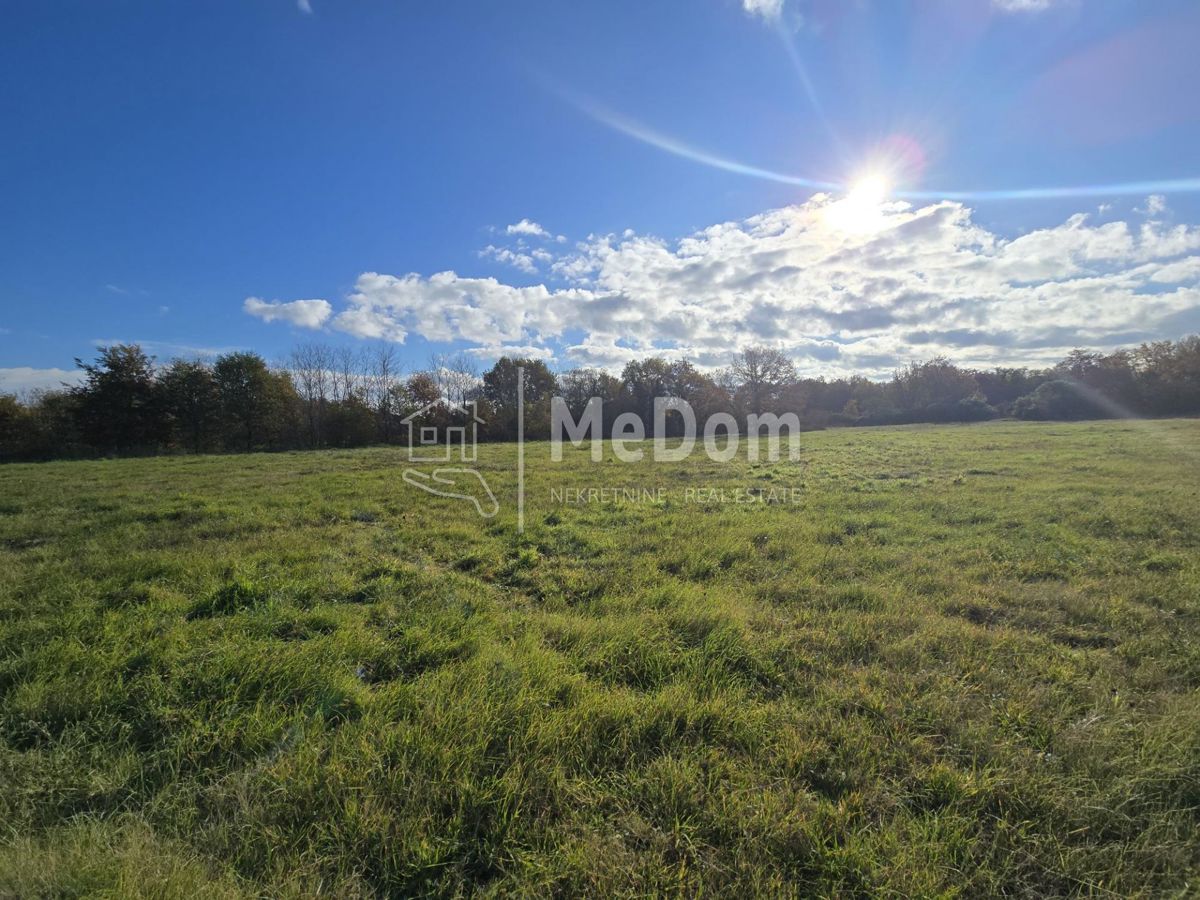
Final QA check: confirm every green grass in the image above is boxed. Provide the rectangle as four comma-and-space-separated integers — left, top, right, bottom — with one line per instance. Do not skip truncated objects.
1, 419, 1199, 896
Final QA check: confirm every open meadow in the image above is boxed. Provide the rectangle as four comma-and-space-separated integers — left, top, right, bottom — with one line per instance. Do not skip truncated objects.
2, 419, 1199, 896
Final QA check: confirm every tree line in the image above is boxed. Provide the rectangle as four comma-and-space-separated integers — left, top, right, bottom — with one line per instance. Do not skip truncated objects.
2, 336, 1199, 461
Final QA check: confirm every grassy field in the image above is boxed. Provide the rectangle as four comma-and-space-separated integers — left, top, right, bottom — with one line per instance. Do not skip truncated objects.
1, 419, 1199, 897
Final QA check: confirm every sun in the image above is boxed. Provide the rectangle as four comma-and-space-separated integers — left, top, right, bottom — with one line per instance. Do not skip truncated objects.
825, 172, 892, 233
848, 173, 889, 206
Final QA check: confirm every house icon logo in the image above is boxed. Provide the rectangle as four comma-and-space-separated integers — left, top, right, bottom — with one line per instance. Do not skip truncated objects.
400, 399, 485, 463
400, 398, 498, 518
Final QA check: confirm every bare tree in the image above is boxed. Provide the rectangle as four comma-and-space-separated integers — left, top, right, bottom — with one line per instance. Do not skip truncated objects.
430, 351, 480, 406
712, 366, 739, 397
731, 345, 797, 414
289, 343, 333, 447
364, 344, 403, 441
330, 346, 363, 404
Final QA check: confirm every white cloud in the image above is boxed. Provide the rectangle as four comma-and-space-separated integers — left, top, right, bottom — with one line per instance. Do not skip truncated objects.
0, 367, 83, 396
1148, 257, 1200, 284
742, 0, 784, 21
479, 245, 539, 274
465, 344, 556, 361
331, 305, 408, 342
500, 219, 566, 244
325, 271, 593, 347
506, 219, 551, 239
250, 196, 1200, 375
243, 297, 332, 329
1137, 194, 1167, 218
297, 0, 313, 14
992, 0, 1059, 12
481, 222, 565, 273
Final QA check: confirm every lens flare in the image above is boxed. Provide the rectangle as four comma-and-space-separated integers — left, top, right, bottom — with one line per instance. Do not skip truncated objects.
553, 87, 842, 192
554, 86, 1200, 203
825, 172, 892, 233
848, 173, 889, 205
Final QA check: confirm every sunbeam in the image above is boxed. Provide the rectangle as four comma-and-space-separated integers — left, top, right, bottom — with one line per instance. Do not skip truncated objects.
559, 90, 843, 191
772, 16, 848, 164
1057, 380, 1200, 464
555, 84, 1200, 202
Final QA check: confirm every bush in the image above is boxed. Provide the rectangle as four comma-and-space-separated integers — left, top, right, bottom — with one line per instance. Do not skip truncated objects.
1013, 380, 1106, 421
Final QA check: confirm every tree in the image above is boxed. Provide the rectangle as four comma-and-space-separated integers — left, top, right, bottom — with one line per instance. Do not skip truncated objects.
8, 335, 1200, 461
402, 372, 442, 413
481, 357, 557, 440
429, 352, 479, 406
557, 367, 623, 437
891, 357, 981, 414
620, 357, 675, 433
363, 344, 403, 442
1013, 380, 1103, 421
330, 345, 362, 405
669, 361, 732, 426
289, 343, 333, 448
1134, 337, 1200, 414
1054, 349, 1137, 413
800, 376, 852, 427
559, 367, 623, 416
14, 390, 83, 460
730, 346, 797, 415
213, 352, 296, 451
974, 367, 1043, 414
325, 393, 377, 447
0, 395, 30, 461
160, 359, 219, 453
72, 344, 166, 453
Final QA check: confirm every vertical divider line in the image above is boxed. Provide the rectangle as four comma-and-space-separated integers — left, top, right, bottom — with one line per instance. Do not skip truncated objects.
517, 365, 525, 533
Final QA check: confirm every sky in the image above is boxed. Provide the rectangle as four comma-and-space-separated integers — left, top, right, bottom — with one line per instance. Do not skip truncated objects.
3, 0, 1200, 393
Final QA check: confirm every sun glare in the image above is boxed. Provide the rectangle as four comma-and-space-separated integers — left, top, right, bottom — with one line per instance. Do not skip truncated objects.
825, 172, 891, 233
850, 173, 889, 204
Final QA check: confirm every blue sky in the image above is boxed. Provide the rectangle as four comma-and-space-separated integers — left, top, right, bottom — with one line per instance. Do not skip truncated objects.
3, 0, 1200, 391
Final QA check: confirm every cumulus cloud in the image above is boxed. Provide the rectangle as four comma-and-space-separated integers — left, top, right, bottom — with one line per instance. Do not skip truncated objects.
331, 305, 409, 342
742, 0, 784, 21
505, 219, 552, 239
481, 222, 562, 273
1137, 194, 1167, 217
247, 195, 1200, 375
479, 245, 540, 274
243, 297, 332, 329
499, 219, 566, 244
326, 271, 593, 347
